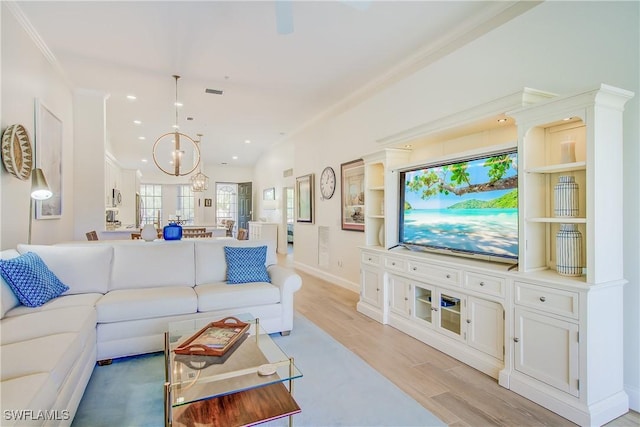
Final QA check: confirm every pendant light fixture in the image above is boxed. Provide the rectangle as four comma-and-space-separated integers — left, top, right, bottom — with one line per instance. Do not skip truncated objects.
190, 134, 209, 192
152, 75, 200, 176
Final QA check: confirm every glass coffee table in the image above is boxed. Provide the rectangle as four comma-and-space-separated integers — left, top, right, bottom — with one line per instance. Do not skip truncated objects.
164, 315, 302, 427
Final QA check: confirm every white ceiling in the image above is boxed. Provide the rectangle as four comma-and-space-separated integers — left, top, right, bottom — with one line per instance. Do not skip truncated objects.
14, 1, 534, 178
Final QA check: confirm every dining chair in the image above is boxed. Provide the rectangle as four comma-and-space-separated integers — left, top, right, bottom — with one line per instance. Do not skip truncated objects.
225, 220, 235, 237
237, 228, 248, 240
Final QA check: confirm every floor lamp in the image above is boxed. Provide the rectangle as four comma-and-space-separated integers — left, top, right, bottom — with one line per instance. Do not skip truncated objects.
28, 168, 53, 244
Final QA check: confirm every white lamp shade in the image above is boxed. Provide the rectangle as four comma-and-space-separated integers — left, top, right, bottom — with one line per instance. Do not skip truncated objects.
30, 168, 53, 200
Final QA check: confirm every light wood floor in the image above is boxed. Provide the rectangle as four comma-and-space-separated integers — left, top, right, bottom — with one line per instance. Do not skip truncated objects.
279, 252, 639, 426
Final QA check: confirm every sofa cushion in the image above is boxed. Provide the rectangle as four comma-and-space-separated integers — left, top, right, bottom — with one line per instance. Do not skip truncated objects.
18, 244, 113, 294
96, 286, 198, 323
0, 373, 58, 421
1, 333, 81, 391
110, 241, 195, 290
0, 306, 96, 345
195, 282, 280, 312
195, 239, 277, 285
1, 250, 21, 318
0, 252, 69, 307
4, 293, 102, 318
224, 245, 271, 284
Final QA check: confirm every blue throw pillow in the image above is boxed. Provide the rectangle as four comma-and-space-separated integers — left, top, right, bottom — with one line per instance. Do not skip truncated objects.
224, 246, 271, 284
0, 252, 69, 307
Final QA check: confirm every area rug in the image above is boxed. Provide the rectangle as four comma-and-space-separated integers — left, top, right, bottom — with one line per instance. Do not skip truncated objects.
72, 314, 444, 426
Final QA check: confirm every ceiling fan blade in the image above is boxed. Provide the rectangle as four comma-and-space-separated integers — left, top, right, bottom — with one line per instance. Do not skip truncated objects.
275, 0, 293, 35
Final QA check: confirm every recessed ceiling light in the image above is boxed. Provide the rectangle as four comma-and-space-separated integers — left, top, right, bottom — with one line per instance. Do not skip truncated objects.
563, 117, 573, 121
174, 102, 183, 107
172, 125, 179, 129
138, 136, 146, 140
232, 156, 238, 160
497, 118, 508, 123
133, 120, 142, 125
404, 144, 412, 149
141, 158, 148, 163
126, 95, 137, 100
245, 140, 251, 144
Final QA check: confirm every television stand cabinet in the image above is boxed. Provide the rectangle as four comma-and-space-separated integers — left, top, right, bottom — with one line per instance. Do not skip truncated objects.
358, 84, 633, 426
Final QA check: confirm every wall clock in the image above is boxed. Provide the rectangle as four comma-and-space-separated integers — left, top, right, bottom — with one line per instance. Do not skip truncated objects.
1, 124, 33, 180
320, 166, 336, 200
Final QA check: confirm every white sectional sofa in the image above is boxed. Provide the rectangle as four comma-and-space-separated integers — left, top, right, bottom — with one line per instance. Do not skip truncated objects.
0, 238, 301, 426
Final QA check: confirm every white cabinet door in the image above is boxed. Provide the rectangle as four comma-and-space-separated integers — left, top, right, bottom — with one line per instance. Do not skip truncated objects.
388, 275, 412, 318
514, 307, 579, 397
467, 297, 504, 360
360, 265, 382, 309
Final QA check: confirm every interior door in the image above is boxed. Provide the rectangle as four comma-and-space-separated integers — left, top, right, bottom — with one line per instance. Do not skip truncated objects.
237, 182, 252, 230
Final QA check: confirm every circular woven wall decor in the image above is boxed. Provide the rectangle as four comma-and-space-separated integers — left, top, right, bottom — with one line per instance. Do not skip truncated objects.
1, 124, 33, 180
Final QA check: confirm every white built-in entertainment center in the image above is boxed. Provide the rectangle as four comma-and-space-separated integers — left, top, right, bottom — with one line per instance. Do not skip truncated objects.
357, 84, 633, 426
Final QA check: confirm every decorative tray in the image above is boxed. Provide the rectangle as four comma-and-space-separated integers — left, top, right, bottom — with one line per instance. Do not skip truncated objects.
174, 317, 250, 357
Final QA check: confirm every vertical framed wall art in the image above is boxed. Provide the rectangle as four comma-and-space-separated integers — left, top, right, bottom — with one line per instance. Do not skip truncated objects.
295, 173, 314, 223
35, 99, 63, 219
341, 159, 364, 231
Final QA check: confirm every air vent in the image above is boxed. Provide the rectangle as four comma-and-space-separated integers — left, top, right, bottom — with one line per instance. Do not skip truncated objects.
283, 168, 293, 177
205, 88, 224, 95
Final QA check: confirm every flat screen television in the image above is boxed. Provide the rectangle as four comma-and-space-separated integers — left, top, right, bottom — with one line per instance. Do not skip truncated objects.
399, 149, 518, 264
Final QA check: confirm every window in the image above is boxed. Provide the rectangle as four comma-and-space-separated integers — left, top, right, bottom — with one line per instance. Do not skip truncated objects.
177, 185, 195, 225
140, 184, 162, 226
216, 183, 238, 232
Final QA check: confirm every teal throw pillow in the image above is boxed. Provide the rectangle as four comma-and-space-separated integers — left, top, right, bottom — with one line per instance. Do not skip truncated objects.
0, 252, 69, 307
224, 246, 271, 284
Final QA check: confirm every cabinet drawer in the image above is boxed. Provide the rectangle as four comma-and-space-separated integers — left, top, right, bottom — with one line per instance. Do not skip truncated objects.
465, 272, 505, 298
361, 252, 380, 266
384, 257, 406, 272
514, 282, 579, 318
406, 261, 460, 287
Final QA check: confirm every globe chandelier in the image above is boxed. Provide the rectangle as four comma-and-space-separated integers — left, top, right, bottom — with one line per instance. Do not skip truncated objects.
152, 75, 200, 176
190, 134, 209, 192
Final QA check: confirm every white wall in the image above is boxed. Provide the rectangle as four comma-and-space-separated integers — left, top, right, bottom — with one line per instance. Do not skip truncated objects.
1, 4, 75, 248
253, 140, 296, 253
253, 1, 640, 409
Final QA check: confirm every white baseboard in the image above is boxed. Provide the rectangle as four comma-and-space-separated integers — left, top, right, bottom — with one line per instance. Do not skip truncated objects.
626, 383, 639, 412
293, 261, 359, 293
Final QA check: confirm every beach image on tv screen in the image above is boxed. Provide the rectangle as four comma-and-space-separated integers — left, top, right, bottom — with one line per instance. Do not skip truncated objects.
402, 151, 518, 259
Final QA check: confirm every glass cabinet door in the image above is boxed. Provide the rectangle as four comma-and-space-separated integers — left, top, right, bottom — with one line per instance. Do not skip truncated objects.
414, 285, 435, 326
438, 290, 464, 339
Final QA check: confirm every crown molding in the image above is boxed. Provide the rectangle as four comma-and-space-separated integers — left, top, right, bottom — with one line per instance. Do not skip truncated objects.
5, 1, 71, 85
284, 1, 543, 142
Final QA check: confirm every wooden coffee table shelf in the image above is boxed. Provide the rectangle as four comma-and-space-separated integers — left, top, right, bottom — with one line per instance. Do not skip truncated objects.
172, 382, 301, 427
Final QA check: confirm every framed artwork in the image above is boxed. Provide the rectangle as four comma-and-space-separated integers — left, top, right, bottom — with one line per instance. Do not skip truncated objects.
296, 173, 314, 223
263, 187, 275, 200
35, 100, 63, 219
341, 159, 364, 231
204, 198, 212, 207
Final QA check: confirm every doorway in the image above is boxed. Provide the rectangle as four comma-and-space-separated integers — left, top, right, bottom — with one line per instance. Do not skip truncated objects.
285, 187, 294, 254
